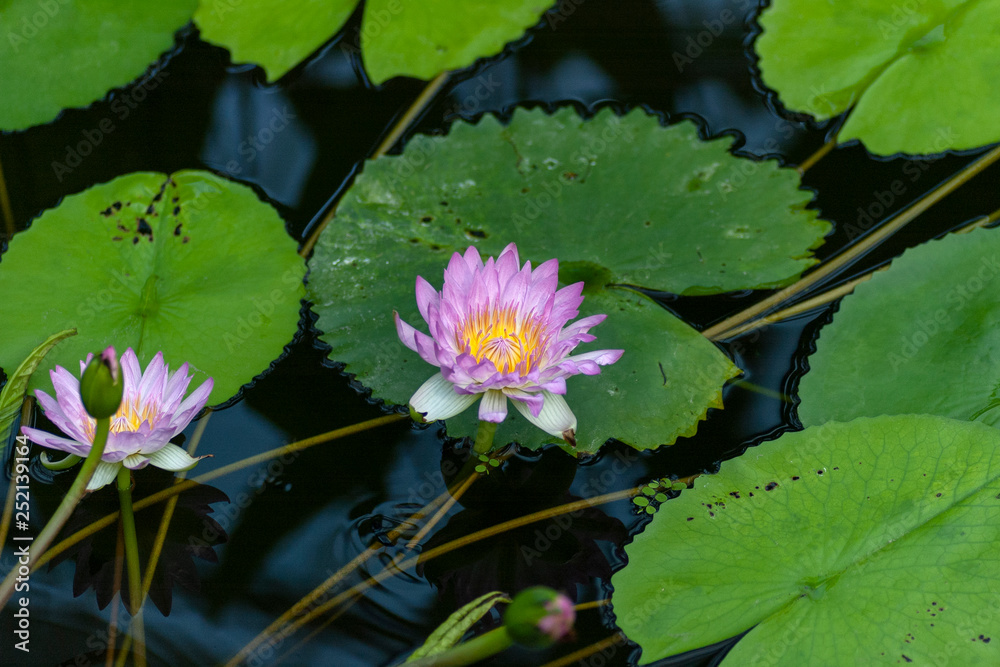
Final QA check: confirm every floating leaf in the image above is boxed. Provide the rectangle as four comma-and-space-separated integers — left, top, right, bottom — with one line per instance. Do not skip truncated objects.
755, 0, 1000, 155
193, 0, 357, 82
0, 171, 305, 406
308, 107, 827, 452
193, 0, 552, 84
0, 1, 196, 131
612, 415, 1000, 665
0, 329, 76, 448
407, 591, 510, 662
361, 0, 553, 84
797, 227, 1000, 428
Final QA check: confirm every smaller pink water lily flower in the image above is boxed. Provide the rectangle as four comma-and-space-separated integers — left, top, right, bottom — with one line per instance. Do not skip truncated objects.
21, 348, 213, 491
394, 243, 623, 444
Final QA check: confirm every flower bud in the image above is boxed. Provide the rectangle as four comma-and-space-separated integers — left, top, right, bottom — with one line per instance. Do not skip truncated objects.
79, 347, 123, 419
503, 586, 575, 648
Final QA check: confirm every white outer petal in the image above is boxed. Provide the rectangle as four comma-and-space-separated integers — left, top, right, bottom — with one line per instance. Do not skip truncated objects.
510, 390, 577, 442
410, 372, 479, 422
87, 461, 121, 491
146, 443, 204, 472
478, 389, 508, 423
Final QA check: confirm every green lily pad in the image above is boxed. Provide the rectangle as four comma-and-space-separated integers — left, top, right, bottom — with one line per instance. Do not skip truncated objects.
0, 0, 196, 131
193, 0, 357, 82
193, 0, 551, 84
798, 227, 1000, 428
756, 0, 1000, 155
308, 107, 828, 452
0, 171, 305, 406
612, 415, 1000, 665
361, 0, 553, 84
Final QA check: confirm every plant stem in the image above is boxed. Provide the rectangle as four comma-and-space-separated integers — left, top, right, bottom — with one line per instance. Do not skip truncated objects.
298, 72, 451, 258
405, 627, 514, 667
703, 143, 1000, 340
0, 150, 15, 240
472, 420, 498, 455
796, 135, 837, 175
0, 417, 111, 607
34, 414, 408, 570
116, 467, 146, 667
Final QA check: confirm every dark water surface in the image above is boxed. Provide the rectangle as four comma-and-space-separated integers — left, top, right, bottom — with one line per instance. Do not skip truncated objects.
2, 1, 999, 665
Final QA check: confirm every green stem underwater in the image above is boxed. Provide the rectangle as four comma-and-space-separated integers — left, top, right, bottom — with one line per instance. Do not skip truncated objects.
0, 416, 112, 608
472, 420, 498, 455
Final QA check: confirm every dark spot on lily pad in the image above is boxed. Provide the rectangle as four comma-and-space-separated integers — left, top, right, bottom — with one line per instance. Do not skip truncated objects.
420, 216, 433, 223
100, 206, 113, 217
174, 224, 182, 237
113, 201, 122, 211
173, 206, 180, 216
765, 482, 778, 491
132, 237, 139, 245
792, 476, 800, 481
137, 219, 153, 239
466, 229, 486, 239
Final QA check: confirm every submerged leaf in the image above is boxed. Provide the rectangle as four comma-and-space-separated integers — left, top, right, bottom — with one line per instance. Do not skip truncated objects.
756, 0, 1000, 154
0, 0, 196, 130
308, 107, 826, 452
612, 415, 1000, 665
0, 171, 305, 406
797, 226, 1000, 427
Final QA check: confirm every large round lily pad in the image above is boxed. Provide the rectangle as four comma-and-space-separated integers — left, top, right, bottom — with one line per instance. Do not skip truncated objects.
308, 107, 829, 452
612, 415, 1000, 665
0, 0, 196, 130
756, 0, 1000, 155
0, 171, 306, 406
797, 226, 1000, 428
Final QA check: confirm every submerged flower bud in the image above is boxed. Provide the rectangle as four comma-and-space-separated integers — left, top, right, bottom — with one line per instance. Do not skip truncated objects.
78, 346, 123, 419
503, 586, 576, 648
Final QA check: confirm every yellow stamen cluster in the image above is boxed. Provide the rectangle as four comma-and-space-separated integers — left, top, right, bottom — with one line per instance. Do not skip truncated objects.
110, 398, 158, 433
459, 306, 544, 374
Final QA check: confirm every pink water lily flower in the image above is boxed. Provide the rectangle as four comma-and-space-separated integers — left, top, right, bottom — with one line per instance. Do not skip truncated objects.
21, 348, 213, 491
394, 243, 623, 444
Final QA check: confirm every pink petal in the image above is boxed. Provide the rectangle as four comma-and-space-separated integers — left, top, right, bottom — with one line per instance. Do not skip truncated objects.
478, 389, 508, 423
20, 426, 91, 457
415, 276, 439, 325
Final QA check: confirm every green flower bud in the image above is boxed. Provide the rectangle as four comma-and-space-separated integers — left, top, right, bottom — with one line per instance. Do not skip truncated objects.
79, 347, 123, 419
503, 586, 576, 648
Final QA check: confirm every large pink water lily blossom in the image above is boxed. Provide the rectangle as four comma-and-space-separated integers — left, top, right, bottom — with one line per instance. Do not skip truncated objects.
394, 243, 623, 444
21, 348, 213, 491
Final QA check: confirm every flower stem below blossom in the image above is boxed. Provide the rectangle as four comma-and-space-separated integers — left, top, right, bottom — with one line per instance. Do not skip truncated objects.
405, 627, 514, 667
0, 417, 111, 607
472, 420, 498, 455
117, 466, 147, 667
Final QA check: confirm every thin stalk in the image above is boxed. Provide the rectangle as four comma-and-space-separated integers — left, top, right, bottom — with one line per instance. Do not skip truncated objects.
0, 151, 15, 239
34, 414, 407, 570
0, 398, 34, 562
572, 599, 609, 612
231, 487, 640, 662
299, 72, 451, 258
405, 471, 479, 548
715, 209, 1000, 339
796, 136, 837, 175
704, 144, 1000, 341
140, 410, 212, 602
116, 467, 146, 667
405, 627, 514, 667
539, 634, 625, 667
105, 522, 124, 667
0, 416, 111, 607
